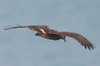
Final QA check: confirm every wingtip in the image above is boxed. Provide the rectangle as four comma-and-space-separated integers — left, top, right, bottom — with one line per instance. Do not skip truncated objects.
84, 44, 95, 50
4, 25, 25, 31
4, 28, 11, 30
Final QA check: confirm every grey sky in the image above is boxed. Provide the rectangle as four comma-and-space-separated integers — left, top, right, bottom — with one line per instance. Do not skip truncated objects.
0, 0, 100, 66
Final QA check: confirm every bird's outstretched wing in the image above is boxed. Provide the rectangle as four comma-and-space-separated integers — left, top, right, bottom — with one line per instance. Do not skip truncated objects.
59, 32, 95, 50
47, 31, 95, 50
4, 25, 50, 32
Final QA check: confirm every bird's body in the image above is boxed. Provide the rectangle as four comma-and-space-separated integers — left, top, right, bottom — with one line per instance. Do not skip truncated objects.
5, 25, 95, 50
35, 32, 66, 41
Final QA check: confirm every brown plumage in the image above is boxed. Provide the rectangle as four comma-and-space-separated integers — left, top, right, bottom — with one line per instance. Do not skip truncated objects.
4, 25, 95, 50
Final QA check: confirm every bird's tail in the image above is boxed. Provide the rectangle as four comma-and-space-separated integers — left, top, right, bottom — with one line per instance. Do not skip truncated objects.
4, 25, 26, 30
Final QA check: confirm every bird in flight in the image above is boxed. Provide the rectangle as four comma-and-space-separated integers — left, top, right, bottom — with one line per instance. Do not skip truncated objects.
4, 25, 95, 50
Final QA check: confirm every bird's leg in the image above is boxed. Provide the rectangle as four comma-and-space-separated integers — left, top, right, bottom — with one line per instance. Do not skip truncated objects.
61, 36, 66, 42
63, 38, 66, 42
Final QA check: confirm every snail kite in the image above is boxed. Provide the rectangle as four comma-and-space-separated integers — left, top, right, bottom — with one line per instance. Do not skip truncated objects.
4, 25, 95, 50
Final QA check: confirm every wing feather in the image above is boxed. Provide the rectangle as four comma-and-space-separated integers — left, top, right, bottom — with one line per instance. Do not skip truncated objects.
58, 32, 95, 50
4, 25, 49, 32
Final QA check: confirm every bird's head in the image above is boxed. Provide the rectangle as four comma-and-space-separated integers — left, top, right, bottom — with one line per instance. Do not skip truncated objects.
35, 33, 41, 36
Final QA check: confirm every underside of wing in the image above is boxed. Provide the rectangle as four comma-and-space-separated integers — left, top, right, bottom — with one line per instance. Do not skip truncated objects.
58, 32, 95, 50
4, 25, 50, 32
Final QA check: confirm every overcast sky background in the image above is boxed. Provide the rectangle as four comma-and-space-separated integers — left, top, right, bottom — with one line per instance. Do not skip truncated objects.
0, 0, 100, 66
